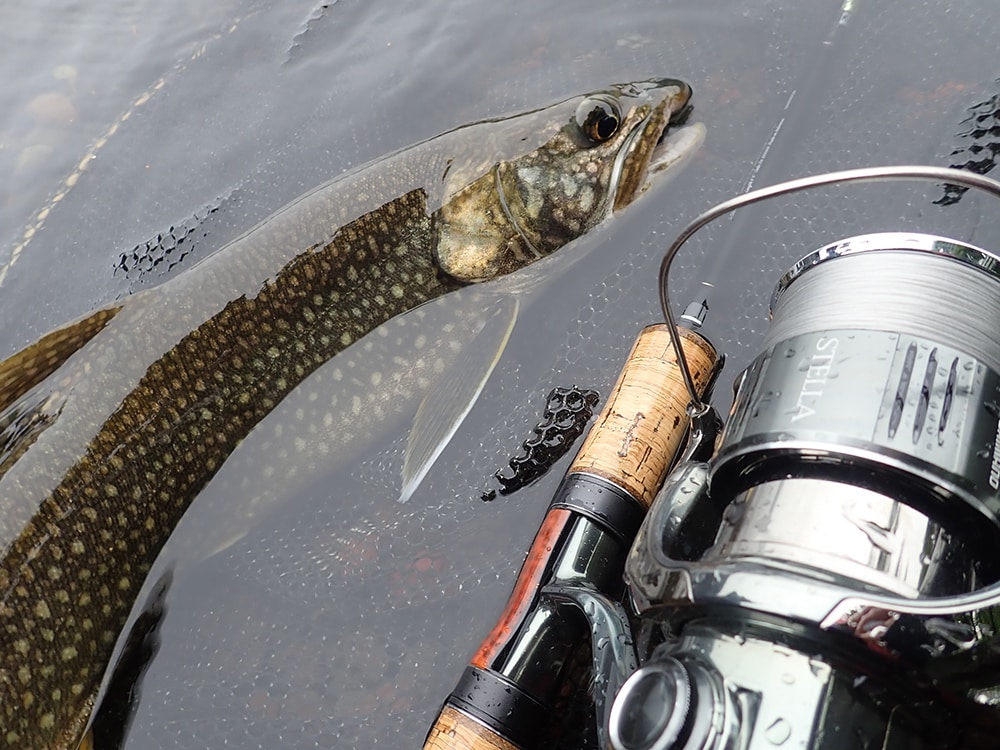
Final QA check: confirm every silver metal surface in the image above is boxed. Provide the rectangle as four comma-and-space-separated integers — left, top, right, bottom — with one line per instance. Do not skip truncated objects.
608, 659, 692, 750
702, 478, 968, 599
625, 457, 1000, 688
656, 625, 919, 750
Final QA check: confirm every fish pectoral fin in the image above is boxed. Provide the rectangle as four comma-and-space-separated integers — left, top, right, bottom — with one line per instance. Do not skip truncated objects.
0, 305, 122, 412
398, 295, 519, 503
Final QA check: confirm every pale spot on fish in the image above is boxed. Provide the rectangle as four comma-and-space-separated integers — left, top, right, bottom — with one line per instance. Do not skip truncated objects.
561, 174, 578, 197
371, 371, 383, 387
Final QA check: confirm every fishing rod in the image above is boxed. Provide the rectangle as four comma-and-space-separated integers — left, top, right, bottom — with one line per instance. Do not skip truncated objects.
426, 165, 1000, 749
424, 319, 722, 749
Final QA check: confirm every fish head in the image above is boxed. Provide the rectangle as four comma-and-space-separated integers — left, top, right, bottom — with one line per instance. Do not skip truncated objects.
433, 78, 702, 283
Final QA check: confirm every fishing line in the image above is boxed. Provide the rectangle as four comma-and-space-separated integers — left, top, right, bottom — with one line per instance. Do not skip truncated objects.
663, 0, 861, 325
765, 242, 1000, 371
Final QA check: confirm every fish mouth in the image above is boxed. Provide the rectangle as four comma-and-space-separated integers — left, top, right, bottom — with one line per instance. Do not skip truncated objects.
646, 120, 705, 179
644, 90, 702, 180
610, 82, 704, 210
669, 100, 694, 128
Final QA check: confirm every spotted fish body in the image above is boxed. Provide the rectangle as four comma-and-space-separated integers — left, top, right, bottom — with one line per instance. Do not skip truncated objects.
0, 78, 695, 746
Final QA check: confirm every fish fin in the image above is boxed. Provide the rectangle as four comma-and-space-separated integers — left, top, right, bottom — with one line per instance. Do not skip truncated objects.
0, 394, 60, 484
398, 296, 519, 503
88, 570, 171, 747
0, 305, 122, 412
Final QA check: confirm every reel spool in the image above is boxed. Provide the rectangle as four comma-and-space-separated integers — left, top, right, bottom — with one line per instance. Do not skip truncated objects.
713, 231, 1000, 595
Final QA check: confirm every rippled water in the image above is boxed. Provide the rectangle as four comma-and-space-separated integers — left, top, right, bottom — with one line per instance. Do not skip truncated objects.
3, 0, 1000, 746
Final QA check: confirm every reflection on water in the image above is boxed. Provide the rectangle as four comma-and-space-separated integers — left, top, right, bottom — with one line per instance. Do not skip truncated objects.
4, 0, 1000, 746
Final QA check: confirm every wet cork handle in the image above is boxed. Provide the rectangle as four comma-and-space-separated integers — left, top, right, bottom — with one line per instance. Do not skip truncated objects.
569, 324, 717, 507
424, 706, 521, 750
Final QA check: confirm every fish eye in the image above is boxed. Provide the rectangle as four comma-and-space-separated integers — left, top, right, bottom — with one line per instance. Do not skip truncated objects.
575, 95, 622, 143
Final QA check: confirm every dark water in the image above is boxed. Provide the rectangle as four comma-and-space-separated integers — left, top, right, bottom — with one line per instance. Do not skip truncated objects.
3, 0, 1000, 746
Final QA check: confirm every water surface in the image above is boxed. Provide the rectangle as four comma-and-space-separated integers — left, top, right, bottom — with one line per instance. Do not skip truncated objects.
3, 0, 1000, 746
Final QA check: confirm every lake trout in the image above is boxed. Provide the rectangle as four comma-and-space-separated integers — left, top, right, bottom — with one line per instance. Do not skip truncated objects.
0, 77, 697, 747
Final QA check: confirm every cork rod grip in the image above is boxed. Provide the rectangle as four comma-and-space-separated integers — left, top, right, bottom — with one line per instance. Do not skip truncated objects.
424, 705, 522, 750
568, 324, 717, 508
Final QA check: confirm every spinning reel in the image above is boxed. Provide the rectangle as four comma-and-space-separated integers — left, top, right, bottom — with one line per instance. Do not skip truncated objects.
612, 166, 1000, 750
